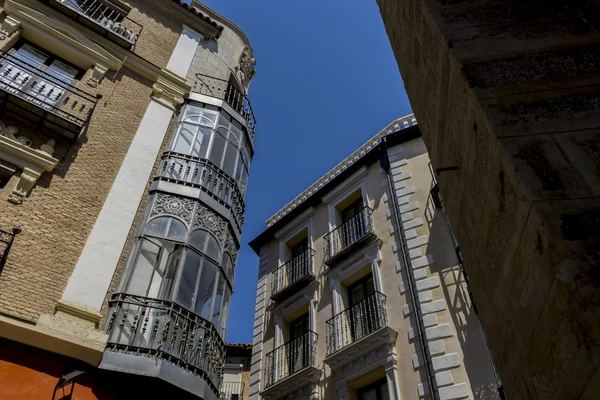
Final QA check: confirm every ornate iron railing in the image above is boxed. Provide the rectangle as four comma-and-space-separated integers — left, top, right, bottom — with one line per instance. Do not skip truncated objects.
52, 0, 142, 48
194, 73, 256, 139
105, 293, 226, 395
155, 152, 245, 229
0, 226, 21, 275
265, 330, 317, 388
220, 381, 245, 400
271, 248, 315, 298
326, 292, 387, 356
324, 207, 374, 262
0, 50, 97, 128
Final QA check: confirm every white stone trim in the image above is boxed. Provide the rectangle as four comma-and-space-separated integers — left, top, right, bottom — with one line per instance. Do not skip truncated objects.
61, 100, 173, 312
167, 26, 203, 78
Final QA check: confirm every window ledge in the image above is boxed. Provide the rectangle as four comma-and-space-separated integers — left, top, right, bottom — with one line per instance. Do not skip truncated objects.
0, 134, 59, 204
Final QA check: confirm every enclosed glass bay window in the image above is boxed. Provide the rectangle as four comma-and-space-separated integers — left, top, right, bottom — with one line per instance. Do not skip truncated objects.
168, 102, 250, 194
118, 215, 233, 337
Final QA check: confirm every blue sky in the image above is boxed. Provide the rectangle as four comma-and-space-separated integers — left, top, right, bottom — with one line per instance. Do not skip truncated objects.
197, 0, 412, 343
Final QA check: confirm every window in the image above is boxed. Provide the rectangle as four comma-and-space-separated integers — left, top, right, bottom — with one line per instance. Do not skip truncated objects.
340, 198, 367, 249
168, 102, 250, 194
358, 379, 389, 400
124, 217, 187, 300
348, 274, 376, 341
287, 313, 309, 375
0, 43, 80, 110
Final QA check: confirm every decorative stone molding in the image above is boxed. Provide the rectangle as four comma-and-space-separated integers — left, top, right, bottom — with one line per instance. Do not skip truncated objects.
325, 326, 398, 372
54, 299, 103, 328
87, 64, 108, 88
236, 45, 256, 91
0, 15, 20, 40
152, 74, 188, 111
266, 115, 417, 227
260, 366, 321, 400
269, 280, 318, 317
150, 192, 195, 224
0, 127, 59, 204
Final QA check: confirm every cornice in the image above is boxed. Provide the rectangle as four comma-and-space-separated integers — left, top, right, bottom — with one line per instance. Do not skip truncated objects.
266, 115, 417, 227
8, 0, 191, 101
0, 135, 58, 172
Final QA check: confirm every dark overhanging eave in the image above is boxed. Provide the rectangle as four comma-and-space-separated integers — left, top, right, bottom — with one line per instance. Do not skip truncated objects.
248, 125, 421, 256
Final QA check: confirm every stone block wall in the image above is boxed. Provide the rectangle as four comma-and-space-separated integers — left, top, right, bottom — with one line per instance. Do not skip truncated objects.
377, 0, 600, 398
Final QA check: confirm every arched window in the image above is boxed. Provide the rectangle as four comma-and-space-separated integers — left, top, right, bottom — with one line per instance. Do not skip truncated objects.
189, 229, 221, 262
222, 252, 234, 283
123, 217, 187, 300
170, 104, 218, 157
168, 102, 250, 196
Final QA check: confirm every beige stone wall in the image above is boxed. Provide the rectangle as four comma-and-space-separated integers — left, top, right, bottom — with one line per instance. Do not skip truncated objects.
256, 137, 498, 399
377, 1, 600, 398
0, 66, 153, 322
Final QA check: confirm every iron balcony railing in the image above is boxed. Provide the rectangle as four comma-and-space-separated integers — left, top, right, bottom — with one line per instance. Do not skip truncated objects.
265, 330, 317, 388
194, 73, 256, 139
156, 152, 245, 230
326, 292, 387, 356
0, 226, 21, 275
220, 381, 245, 400
105, 293, 226, 395
324, 207, 374, 262
52, 0, 142, 48
271, 248, 315, 299
0, 50, 97, 129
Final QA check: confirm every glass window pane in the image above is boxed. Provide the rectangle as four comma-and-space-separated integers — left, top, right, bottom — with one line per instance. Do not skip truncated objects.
211, 274, 224, 327
205, 235, 220, 262
15, 44, 48, 68
218, 287, 231, 337
166, 218, 187, 242
209, 132, 226, 167
145, 217, 169, 238
176, 250, 201, 309
127, 239, 160, 296
201, 108, 218, 126
183, 104, 202, 122
46, 61, 77, 84
192, 127, 212, 159
195, 259, 217, 318
223, 253, 233, 282
157, 245, 182, 301
172, 124, 195, 154
222, 143, 237, 176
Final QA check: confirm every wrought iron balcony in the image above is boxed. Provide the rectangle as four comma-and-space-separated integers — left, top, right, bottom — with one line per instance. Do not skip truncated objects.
0, 226, 21, 275
104, 293, 225, 397
155, 152, 245, 230
0, 50, 97, 140
271, 248, 315, 301
46, 0, 142, 49
265, 330, 318, 388
326, 292, 387, 356
220, 381, 244, 400
194, 73, 256, 139
324, 207, 375, 265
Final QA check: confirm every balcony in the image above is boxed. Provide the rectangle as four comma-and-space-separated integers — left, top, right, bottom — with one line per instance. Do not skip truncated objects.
221, 382, 244, 400
46, 0, 142, 49
0, 50, 97, 140
155, 152, 245, 230
193, 74, 256, 139
271, 248, 316, 302
324, 207, 376, 265
262, 331, 320, 400
101, 293, 225, 400
325, 292, 396, 370
0, 226, 20, 275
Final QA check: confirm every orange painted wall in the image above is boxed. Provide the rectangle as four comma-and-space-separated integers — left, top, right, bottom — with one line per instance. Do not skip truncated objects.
0, 338, 113, 400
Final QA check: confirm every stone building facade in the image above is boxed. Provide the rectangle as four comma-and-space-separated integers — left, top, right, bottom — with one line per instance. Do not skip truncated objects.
375, 1, 600, 399
0, 1, 256, 399
248, 116, 501, 400
222, 343, 253, 400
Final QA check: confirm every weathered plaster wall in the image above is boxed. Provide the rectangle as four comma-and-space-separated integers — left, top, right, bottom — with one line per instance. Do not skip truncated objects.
376, 1, 600, 398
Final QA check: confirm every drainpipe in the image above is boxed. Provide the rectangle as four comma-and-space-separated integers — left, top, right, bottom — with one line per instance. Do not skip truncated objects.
379, 138, 436, 400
